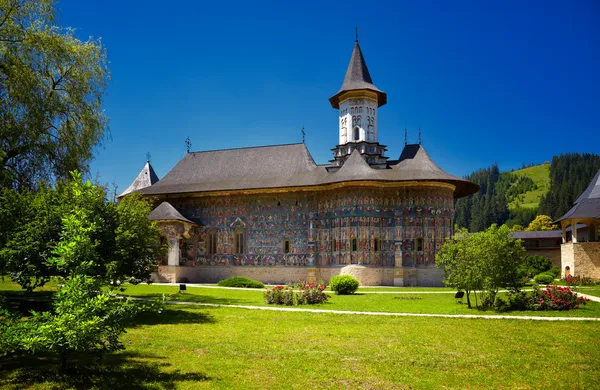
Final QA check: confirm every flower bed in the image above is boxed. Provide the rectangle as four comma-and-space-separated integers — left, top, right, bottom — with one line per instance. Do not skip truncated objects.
264, 282, 329, 306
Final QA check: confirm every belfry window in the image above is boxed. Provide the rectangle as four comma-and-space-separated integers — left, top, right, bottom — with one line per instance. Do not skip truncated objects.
208, 229, 217, 254
283, 240, 290, 254
351, 237, 358, 252
354, 126, 360, 141
374, 237, 380, 252
416, 238, 424, 252
234, 228, 245, 254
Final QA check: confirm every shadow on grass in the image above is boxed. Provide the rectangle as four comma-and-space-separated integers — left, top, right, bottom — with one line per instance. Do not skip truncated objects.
0, 291, 56, 316
0, 351, 210, 389
130, 307, 216, 327
124, 292, 253, 306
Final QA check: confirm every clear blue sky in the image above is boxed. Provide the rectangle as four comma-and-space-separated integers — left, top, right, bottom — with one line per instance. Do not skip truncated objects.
58, 0, 600, 192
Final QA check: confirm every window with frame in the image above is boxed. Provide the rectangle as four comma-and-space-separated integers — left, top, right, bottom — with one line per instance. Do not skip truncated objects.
416, 238, 424, 252
374, 237, 380, 252
354, 126, 360, 141
208, 229, 217, 254
234, 228, 245, 254
351, 237, 358, 252
283, 240, 290, 254
332, 238, 337, 253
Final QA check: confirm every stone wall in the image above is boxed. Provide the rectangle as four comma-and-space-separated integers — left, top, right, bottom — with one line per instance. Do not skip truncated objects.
153, 265, 436, 286
561, 242, 600, 280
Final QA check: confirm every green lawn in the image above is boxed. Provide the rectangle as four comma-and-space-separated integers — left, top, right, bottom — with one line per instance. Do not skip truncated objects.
508, 163, 551, 210
2, 280, 600, 389
1, 305, 598, 389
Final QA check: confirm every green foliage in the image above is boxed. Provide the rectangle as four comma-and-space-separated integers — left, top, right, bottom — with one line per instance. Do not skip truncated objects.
533, 273, 555, 285
494, 286, 589, 312
526, 215, 557, 231
0, 172, 163, 290
0, 0, 109, 189
520, 255, 553, 279
436, 225, 526, 309
217, 276, 264, 289
549, 266, 561, 278
329, 275, 360, 295
263, 283, 329, 305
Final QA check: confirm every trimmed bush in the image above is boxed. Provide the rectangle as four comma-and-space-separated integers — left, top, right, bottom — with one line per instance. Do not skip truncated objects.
217, 276, 264, 288
548, 266, 561, 278
330, 275, 359, 295
533, 272, 554, 285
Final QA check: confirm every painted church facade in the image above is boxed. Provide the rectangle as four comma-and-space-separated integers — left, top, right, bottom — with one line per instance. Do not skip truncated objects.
122, 39, 479, 286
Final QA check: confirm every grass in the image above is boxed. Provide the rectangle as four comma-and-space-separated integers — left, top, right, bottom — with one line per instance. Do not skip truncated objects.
508, 163, 551, 210
1, 279, 600, 388
1, 305, 599, 389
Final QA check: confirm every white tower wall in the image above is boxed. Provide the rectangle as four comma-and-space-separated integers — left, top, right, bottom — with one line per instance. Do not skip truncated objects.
339, 97, 378, 145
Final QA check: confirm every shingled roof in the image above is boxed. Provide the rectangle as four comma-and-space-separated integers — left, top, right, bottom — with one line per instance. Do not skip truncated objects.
119, 161, 159, 198
137, 143, 478, 198
556, 168, 600, 222
329, 40, 387, 108
148, 201, 195, 224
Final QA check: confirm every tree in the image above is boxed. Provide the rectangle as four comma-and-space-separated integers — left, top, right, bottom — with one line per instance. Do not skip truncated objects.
526, 215, 557, 231
0, 0, 109, 189
0, 172, 163, 290
436, 225, 526, 309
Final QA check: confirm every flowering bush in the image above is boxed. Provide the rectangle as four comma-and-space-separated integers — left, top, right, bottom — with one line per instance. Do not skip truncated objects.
264, 282, 329, 306
563, 275, 595, 287
531, 285, 589, 311
494, 286, 589, 312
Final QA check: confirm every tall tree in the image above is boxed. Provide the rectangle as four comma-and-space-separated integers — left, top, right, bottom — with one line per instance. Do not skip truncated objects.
0, 0, 109, 189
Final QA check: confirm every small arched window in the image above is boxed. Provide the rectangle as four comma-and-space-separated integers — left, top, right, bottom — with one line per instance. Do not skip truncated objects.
234, 228, 245, 254
351, 237, 358, 252
332, 238, 337, 253
283, 240, 290, 254
354, 126, 360, 141
208, 229, 217, 254
374, 237, 380, 252
416, 238, 424, 252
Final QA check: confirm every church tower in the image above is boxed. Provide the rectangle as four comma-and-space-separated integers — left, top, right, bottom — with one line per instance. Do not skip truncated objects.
328, 37, 389, 171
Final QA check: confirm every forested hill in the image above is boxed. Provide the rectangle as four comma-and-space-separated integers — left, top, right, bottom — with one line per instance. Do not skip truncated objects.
538, 153, 600, 220
454, 153, 600, 232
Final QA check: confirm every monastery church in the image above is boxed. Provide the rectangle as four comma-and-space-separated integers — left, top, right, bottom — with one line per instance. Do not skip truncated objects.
120, 38, 479, 286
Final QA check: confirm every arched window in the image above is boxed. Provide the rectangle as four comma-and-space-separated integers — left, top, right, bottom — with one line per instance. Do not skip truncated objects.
332, 238, 337, 253
374, 237, 380, 252
283, 240, 290, 254
208, 229, 217, 254
417, 238, 424, 252
354, 126, 360, 141
351, 237, 358, 252
234, 228, 245, 254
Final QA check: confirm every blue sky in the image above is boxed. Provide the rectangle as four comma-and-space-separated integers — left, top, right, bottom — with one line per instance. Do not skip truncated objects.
58, 0, 600, 192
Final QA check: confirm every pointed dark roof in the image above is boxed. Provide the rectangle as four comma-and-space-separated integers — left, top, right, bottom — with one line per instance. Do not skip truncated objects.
138, 142, 478, 199
148, 202, 195, 224
556, 168, 600, 222
329, 41, 387, 109
119, 161, 159, 198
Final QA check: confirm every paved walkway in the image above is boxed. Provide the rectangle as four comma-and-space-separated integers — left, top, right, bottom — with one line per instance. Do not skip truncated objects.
127, 296, 600, 322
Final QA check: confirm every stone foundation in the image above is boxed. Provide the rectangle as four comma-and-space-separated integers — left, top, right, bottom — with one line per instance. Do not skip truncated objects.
153, 265, 444, 286
561, 242, 600, 280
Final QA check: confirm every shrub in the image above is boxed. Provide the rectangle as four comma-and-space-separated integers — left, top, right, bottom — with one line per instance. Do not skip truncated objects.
531, 285, 589, 311
217, 276, 264, 288
330, 275, 359, 295
548, 266, 561, 278
563, 275, 596, 287
264, 283, 329, 306
533, 272, 554, 285
521, 255, 552, 278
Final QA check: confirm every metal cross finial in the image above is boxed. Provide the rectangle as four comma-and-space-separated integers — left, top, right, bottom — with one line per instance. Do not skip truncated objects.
146, 152, 151, 163
301, 126, 305, 144
185, 137, 192, 153
356, 25, 359, 42
404, 128, 408, 145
